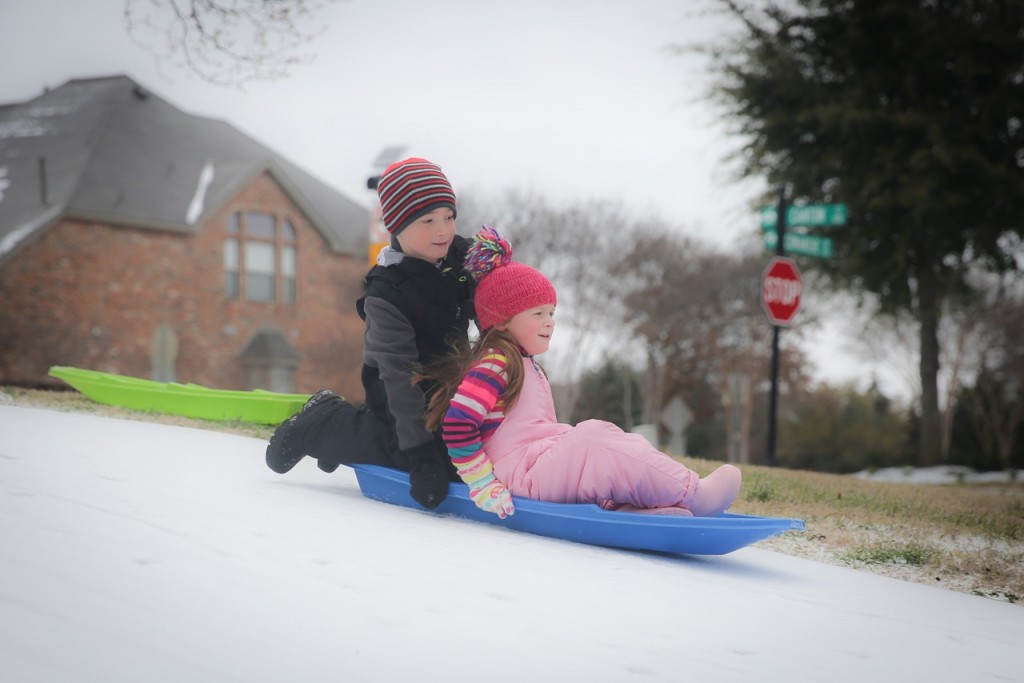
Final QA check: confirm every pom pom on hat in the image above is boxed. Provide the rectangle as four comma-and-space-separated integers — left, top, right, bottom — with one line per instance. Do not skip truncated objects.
467, 226, 557, 331
377, 158, 457, 236
464, 225, 513, 281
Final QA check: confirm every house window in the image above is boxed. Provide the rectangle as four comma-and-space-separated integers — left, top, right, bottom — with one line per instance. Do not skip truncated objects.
248, 364, 296, 394
224, 211, 297, 304
241, 329, 300, 393
245, 241, 276, 301
150, 324, 179, 382
282, 219, 297, 304
224, 238, 240, 298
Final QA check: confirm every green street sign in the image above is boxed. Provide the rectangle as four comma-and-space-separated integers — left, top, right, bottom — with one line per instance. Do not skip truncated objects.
763, 229, 834, 259
760, 203, 848, 229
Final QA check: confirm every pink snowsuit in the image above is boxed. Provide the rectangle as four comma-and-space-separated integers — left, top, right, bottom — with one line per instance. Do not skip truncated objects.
485, 359, 698, 509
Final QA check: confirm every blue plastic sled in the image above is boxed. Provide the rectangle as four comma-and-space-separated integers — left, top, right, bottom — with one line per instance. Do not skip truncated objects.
352, 464, 805, 556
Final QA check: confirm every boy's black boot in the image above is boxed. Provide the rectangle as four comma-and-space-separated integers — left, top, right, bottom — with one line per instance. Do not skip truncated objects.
265, 390, 340, 474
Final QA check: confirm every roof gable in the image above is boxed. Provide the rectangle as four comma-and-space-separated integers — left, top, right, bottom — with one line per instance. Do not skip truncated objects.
0, 75, 367, 261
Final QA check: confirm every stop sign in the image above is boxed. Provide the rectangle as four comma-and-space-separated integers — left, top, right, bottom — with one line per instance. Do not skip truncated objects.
762, 256, 802, 326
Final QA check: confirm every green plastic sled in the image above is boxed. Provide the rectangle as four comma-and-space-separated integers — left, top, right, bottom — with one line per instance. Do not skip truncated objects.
48, 366, 310, 424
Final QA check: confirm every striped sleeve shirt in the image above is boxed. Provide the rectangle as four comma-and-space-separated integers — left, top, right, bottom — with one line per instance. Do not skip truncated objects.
442, 349, 510, 469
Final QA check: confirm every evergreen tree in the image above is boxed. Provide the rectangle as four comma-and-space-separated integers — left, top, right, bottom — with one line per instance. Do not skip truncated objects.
780, 383, 913, 473
570, 359, 643, 430
701, 0, 1024, 464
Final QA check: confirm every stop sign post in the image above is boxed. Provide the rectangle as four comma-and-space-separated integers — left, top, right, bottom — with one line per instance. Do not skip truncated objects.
764, 186, 794, 469
762, 256, 802, 326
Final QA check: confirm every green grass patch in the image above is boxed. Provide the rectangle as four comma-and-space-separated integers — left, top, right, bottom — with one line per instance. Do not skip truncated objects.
745, 477, 777, 503
841, 543, 937, 567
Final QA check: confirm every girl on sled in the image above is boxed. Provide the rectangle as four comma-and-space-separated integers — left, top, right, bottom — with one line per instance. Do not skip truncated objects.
421, 227, 742, 519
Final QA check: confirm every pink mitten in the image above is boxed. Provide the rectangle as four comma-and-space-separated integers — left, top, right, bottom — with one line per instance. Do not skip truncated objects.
469, 478, 516, 519
452, 450, 516, 518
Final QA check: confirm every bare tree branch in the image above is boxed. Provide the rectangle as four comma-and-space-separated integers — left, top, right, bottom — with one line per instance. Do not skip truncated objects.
124, 0, 341, 87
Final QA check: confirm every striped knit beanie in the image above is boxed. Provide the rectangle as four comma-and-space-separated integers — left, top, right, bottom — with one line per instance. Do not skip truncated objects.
376, 157, 457, 236
465, 226, 556, 331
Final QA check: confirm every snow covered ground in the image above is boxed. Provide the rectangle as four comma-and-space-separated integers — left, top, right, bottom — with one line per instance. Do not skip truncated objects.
2, 404, 1021, 683
854, 464, 1018, 485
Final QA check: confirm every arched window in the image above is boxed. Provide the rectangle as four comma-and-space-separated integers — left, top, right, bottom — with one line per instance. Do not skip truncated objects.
224, 211, 297, 304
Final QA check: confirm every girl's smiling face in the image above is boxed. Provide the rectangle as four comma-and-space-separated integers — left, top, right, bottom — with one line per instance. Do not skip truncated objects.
395, 206, 456, 262
497, 304, 556, 356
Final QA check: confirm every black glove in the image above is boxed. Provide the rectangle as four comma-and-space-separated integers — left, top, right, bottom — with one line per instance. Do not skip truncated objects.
403, 441, 450, 510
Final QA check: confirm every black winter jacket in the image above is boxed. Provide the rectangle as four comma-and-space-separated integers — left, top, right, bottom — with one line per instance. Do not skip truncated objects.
356, 235, 476, 451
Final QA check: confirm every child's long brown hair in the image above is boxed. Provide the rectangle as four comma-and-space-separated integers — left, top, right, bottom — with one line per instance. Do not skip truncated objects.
416, 326, 530, 433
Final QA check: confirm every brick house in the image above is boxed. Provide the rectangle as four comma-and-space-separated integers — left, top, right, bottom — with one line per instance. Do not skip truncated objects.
0, 75, 371, 398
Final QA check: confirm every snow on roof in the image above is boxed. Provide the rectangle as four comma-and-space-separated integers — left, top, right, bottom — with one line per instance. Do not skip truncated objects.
0, 205, 61, 258
186, 161, 215, 226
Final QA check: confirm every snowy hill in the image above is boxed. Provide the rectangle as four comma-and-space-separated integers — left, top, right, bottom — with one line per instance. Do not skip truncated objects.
1, 405, 1021, 682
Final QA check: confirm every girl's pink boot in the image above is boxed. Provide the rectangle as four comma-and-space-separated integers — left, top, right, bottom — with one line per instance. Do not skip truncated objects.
688, 464, 742, 516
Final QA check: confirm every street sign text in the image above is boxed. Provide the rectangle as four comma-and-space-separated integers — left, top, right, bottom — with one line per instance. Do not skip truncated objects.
763, 230, 834, 259
760, 203, 848, 229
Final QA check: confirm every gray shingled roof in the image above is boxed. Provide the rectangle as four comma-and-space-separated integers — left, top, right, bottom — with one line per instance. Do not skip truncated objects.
0, 75, 368, 261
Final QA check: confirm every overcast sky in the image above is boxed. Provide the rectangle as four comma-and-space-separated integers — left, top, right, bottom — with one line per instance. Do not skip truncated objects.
2, 0, 763, 240
0, 0, 907, 399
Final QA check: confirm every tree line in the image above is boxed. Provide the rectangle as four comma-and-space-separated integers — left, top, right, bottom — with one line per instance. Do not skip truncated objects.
126, 0, 1023, 472
694, 0, 1024, 467
461, 189, 1022, 474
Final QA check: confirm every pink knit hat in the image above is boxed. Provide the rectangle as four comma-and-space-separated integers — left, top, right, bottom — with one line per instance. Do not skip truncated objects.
465, 226, 557, 331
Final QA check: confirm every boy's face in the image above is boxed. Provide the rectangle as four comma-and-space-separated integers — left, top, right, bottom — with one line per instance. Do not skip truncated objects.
395, 206, 456, 262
